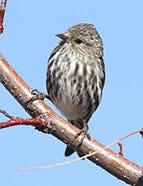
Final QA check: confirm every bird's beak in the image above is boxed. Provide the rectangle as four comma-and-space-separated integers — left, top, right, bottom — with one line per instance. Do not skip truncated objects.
55, 32, 70, 40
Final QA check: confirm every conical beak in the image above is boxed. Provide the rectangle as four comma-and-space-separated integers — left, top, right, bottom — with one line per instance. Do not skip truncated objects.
55, 32, 70, 40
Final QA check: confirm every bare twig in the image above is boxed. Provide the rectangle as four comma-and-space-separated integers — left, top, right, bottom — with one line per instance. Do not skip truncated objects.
118, 142, 123, 156
0, 116, 47, 129
140, 129, 143, 138
14, 128, 142, 170
0, 109, 13, 118
0, 54, 143, 185
0, 0, 7, 33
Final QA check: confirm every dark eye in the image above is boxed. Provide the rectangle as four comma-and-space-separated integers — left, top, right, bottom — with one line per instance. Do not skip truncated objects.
74, 39, 82, 44
90, 37, 95, 42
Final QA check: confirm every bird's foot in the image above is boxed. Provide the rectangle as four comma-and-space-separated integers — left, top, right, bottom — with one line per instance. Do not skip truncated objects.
65, 120, 90, 157
23, 89, 50, 107
75, 120, 90, 151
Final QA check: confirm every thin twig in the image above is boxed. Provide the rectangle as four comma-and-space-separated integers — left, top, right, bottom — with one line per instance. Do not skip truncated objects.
118, 142, 123, 156
0, 109, 13, 118
139, 129, 143, 138
14, 128, 142, 170
0, 117, 47, 129
0, 0, 7, 33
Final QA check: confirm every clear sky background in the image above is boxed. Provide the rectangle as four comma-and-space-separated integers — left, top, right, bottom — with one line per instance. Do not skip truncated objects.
0, 1, 143, 185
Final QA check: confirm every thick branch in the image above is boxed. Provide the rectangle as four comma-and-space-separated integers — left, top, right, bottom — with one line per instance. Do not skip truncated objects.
0, 55, 143, 185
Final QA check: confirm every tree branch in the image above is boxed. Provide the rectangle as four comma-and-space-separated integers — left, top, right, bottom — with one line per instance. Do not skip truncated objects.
0, 54, 143, 185
0, 116, 46, 130
0, 0, 7, 33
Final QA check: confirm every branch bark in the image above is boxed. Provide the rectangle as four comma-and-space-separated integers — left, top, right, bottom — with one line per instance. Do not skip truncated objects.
0, 0, 7, 33
0, 54, 143, 185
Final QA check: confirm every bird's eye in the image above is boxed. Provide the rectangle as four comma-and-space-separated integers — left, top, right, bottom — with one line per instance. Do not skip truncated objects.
74, 39, 82, 44
90, 37, 95, 41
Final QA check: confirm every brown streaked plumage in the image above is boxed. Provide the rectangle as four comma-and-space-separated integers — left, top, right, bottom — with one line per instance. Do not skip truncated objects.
46, 23, 105, 156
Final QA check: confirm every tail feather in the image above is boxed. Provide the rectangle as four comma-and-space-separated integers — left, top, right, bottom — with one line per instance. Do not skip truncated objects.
64, 119, 87, 157
64, 146, 75, 157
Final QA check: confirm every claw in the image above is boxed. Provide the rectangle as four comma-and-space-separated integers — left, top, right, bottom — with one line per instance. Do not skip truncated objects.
65, 120, 89, 157
75, 120, 88, 149
24, 89, 50, 107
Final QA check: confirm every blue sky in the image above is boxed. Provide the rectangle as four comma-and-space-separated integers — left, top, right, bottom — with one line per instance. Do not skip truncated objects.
0, 1, 143, 185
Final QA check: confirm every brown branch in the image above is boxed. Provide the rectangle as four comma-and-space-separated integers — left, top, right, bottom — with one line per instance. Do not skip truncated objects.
0, 117, 46, 129
0, 0, 7, 33
0, 54, 143, 185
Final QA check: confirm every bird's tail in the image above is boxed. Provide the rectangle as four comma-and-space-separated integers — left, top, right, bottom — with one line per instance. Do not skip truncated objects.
64, 146, 75, 157
64, 119, 85, 157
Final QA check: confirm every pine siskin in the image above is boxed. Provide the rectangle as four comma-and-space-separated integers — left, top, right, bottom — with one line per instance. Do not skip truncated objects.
46, 23, 105, 156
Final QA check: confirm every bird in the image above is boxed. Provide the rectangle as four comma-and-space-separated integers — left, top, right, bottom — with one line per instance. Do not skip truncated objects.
46, 23, 105, 156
